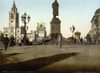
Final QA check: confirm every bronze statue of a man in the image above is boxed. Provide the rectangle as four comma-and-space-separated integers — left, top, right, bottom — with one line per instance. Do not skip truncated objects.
52, 0, 59, 18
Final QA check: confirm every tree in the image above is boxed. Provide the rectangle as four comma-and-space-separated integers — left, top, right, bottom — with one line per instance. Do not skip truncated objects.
0, 34, 4, 42
67, 37, 74, 40
85, 34, 91, 43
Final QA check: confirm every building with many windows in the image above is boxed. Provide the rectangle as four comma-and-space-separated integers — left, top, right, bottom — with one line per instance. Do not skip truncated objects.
89, 8, 100, 43
4, 0, 25, 43
3, 0, 47, 43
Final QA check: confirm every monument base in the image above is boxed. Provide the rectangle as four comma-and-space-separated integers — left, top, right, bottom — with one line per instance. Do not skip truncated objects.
49, 17, 61, 39
50, 33, 60, 39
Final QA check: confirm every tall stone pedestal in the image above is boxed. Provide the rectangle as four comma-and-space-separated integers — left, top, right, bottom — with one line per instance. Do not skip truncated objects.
50, 18, 61, 39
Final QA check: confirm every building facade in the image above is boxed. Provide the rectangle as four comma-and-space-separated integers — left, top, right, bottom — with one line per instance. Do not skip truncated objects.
35, 23, 47, 42
4, 0, 25, 43
89, 8, 100, 43
3, 0, 47, 43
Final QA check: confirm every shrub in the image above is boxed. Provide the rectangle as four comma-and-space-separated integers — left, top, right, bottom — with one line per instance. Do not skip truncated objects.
0, 34, 4, 42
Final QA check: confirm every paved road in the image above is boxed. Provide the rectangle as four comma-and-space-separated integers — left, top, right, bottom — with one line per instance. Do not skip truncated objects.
0, 45, 100, 73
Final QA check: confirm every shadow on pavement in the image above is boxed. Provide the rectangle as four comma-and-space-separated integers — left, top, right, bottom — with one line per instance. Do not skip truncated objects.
1, 52, 79, 71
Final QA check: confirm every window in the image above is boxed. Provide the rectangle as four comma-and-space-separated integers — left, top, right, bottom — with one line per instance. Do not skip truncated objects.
11, 28, 13, 33
11, 30, 13, 33
11, 20, 13, 22
18, 30, 19, 33
6, 31, 7, 33
11, 14, 13, 19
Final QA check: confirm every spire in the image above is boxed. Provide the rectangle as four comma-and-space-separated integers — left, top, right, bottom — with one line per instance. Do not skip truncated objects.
12, 0, 16, 9
55, 0, 57, 2
11, 0, 17, 12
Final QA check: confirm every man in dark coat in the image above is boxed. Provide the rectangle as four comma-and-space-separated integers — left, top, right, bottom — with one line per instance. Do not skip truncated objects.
9, 35, 15, 46
3, 34, 9, 51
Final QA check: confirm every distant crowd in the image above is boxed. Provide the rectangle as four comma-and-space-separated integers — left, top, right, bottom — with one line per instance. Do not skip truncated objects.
0, 33, 98, 51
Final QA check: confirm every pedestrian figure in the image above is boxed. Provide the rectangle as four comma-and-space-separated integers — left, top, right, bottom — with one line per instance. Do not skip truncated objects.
9, 35, 15, 46
58, 34, 62, 48
3, 34, 9, 51
18, 38, 21, 46
80, 37, 83, 44
74, 38, 76, 44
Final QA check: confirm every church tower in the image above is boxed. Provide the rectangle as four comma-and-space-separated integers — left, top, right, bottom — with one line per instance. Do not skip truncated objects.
9, 0, 19, 37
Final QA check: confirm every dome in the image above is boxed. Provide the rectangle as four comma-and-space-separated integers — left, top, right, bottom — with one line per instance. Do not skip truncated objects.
95, 8, 100, 14
74, 32, 81, 35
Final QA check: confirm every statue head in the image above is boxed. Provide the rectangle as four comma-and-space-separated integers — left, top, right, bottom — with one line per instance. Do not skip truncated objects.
55, 0, 57, 2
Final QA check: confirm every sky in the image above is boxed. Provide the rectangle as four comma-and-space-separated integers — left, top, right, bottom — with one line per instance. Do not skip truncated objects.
0, 0, 100, 38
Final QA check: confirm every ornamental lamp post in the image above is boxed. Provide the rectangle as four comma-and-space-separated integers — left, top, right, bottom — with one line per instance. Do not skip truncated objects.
21, 12, 30, 45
